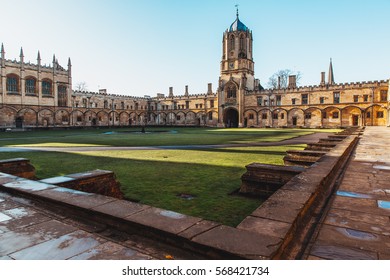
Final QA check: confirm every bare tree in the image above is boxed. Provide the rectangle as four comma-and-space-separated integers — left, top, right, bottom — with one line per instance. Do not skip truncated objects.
75, 81, 88, 91
267, 69, 302, 89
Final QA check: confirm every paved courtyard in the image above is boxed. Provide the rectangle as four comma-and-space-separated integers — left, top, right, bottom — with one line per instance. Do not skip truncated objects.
306, 126, 390, 260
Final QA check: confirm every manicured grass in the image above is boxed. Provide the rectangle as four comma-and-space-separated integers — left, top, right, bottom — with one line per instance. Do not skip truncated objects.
0, 127, 340, 147
0, 127, 337, 226
0, 144, 305, 226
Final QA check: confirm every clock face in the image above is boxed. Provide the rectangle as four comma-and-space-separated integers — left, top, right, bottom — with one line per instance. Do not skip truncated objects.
229, 62, 234, 69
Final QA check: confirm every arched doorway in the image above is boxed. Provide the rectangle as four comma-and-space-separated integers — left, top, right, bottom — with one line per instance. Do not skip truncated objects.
224, 108, 239, 128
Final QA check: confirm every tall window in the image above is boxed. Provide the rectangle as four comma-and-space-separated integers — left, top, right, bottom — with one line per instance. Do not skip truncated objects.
239, 34, 245, 50
210, 100, 214, 108
208, 111, 213, 121
257, 96, 263, 106
292, 98, 296, 105
380, 90, 387, 102
333, 92, 340, 104
104, 100, 108, 109
186, 101, 190, 109
320, 97, 324, 104
276, 95, 281, 106
25, 77, 36, 94
353, 95, 359, 103
121, 102, 125, 110
42, 80, 52, 96
301, 94, 308, 105
229, 35, 235, 51
363, 95, 368, 102
58, 85, 67, 107
227, 85, 236, 98
6, 75, 19, 93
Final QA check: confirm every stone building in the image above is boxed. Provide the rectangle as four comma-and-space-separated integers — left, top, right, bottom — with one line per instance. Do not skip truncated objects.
0, 11, 389, 129
217, 11, 389, 128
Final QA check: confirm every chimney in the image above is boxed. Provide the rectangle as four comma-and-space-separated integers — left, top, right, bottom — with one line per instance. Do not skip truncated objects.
169, 87, 173, 98
185, 85, 189, 96
207, 83, 212, 95
277, 76, 281, 89
320, 72, 326, 86
288, 75, 297, 88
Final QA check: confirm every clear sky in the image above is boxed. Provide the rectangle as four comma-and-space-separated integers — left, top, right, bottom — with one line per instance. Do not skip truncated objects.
1, 0, 389, 96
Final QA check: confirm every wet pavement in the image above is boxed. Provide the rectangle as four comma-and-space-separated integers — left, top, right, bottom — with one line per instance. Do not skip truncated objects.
0, 190, 201, 260
306, 127, 390, 260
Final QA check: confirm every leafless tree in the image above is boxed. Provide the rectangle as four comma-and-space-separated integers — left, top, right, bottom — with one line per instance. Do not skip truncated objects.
75, 81, 88, 91
267, 69, 302, 89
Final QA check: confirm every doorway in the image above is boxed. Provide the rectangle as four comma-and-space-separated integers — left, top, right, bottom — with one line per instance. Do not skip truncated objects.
223, 108, 239, 128
352, 115, 359, 126
15, 117, 23, 128
292, 117, 297, 126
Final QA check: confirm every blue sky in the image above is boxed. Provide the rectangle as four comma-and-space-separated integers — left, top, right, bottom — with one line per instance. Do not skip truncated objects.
1, 0, 389, 96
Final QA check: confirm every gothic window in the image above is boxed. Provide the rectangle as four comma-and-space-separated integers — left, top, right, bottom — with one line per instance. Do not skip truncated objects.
273, 113, 278, 119
333, 92, 340, 104
301, 94, 308, 105
186, 101, 190, 109
6, 74, 19, 93
332, 111, 339, 119
208, 111, 213, 121
42, 80, 52, 96
320, 97, 325, 104
257, 96, 263, 106
210, 100, 214, 108
104, 100, 108, 109
377, 111, 384, 118
363, 95, 368, 102
58, 85, 67, 107
25, 77, 36, 94
229, 35, 235, 51
239, 34, 245, 50
276, 95, 281, 106
227, 84, 237, 98
380, 90, 387, 102
121, 102, 125, 110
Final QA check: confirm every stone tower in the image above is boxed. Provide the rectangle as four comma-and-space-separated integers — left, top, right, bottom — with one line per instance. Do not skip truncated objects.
218, 8, 254, 127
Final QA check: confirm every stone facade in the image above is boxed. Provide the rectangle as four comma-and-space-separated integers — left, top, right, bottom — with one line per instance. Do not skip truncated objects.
0, 12, 389, 129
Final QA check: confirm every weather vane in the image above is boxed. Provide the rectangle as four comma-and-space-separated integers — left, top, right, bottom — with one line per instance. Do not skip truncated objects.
235, 4, 239, 17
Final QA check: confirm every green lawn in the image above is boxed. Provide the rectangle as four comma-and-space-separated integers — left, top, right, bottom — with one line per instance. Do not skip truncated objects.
0, 127, 340, 147
0, 127, 338, 226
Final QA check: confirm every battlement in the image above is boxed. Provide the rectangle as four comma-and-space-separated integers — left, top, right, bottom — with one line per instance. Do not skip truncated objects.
247, 79, 389, 96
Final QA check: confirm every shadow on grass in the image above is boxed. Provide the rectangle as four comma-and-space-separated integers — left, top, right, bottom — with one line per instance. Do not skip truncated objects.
0, 150, 264, 227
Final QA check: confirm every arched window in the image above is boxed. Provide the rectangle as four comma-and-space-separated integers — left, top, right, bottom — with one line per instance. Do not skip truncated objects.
58, 85, 67, 107
227, 84, 237, 99
42, 80, 52, 96
239, 34, 245, 50
229, 35, 235, 51
6, 74, 19, 93
104, 100, 108, 109
25, 77, 37, 94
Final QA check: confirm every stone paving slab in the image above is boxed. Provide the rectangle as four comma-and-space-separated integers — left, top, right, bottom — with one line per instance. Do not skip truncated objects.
69, 241, 153, 260
309, 241, 378, 260
10, 230, 104, 260
36, 187, 117, 209
251, 198, 304, 224
178, 220, 220, 240
192, 225, 282, 258
315, 224, 390, 255
127, 207, 202, 235
237, 216, 291, 239
91, 199, 150, 219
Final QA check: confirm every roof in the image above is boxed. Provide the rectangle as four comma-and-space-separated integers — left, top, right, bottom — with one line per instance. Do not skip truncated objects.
229, 15, 249, 32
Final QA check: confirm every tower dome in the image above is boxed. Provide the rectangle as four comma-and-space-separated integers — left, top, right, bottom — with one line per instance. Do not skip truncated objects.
229, 9, 249, 32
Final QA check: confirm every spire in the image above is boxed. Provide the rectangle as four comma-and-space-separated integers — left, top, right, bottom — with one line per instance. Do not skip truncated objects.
67, 57, 72, 67
20, 47, 24, 58
52, 54, 56, 64
328, 58, 335, 85
1, 43, 5, 56
37, 51, 41, 62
